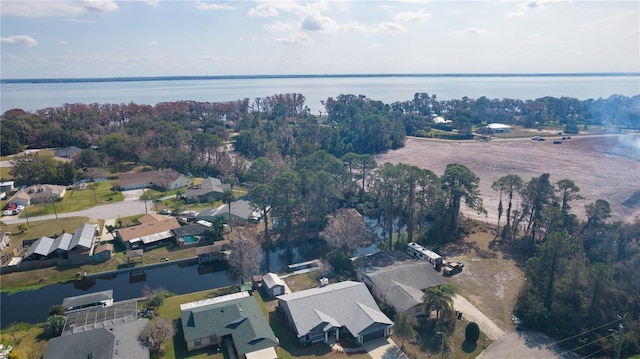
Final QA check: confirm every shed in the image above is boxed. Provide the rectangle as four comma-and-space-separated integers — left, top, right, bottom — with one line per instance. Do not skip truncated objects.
262, 273, 285, 298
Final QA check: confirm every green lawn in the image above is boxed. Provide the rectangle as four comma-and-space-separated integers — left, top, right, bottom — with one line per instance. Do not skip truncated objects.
0, 322, 48, 359
19, 181, 124, 217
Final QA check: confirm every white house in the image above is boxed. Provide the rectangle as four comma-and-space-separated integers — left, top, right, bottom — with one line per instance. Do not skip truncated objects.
486, 123, 512, 133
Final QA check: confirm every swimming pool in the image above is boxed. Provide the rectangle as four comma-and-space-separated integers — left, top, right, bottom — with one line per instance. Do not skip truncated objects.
180, 235, 199, 244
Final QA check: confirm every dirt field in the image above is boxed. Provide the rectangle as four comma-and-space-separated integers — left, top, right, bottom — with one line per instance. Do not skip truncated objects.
376, 134, 640, 224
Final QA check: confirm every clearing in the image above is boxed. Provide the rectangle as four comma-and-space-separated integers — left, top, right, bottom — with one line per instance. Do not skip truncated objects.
376, 134, 640, 224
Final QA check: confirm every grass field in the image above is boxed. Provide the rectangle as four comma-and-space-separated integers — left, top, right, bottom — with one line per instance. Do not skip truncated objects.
0, 322, 48, 359
13, 181, 124, 218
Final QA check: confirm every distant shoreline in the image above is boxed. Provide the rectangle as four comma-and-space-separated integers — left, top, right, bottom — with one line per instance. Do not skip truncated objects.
2, 72, 639, 84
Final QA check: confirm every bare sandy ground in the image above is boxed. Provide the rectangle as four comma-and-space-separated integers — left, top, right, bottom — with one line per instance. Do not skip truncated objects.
376, 134, 640, 225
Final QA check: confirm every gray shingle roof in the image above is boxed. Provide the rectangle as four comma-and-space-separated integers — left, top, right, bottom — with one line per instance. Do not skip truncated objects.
180, 294, 278, 356
277, 281, 392, 339
44, 318, 149, 359
196, 199, 254, 221
361, 261, 444, 312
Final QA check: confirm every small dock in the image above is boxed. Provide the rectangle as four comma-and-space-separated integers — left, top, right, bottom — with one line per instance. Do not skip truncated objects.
281, 259, 322, 278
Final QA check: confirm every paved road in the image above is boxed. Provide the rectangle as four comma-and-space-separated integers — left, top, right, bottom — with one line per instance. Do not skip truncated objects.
477, 332, 565, 359
1, 189, 151, 224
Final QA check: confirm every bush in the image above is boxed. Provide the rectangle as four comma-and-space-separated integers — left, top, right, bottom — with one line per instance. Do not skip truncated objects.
465, 322, 480, 343
44, 315, 66, 338
48, 304, 65, 317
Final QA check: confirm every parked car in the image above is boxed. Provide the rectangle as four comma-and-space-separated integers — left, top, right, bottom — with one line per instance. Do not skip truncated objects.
158, 209, 172, 215
442, 260, 464, 276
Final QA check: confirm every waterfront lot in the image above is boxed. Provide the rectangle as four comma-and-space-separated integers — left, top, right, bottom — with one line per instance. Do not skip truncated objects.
376, 134, 640, 224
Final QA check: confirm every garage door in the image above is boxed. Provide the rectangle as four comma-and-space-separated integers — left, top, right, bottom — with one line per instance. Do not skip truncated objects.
362, 329, 385, 342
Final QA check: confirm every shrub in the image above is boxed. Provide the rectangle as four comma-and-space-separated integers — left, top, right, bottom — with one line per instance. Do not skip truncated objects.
48, 304, 65, 317
465, 322, 480, 343
44, 315, 66, 338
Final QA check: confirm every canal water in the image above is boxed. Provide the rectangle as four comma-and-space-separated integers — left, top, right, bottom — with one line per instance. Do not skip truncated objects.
0, 244, 321, 327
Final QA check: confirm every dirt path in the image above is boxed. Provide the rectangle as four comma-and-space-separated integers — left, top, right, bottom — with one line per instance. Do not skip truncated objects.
453, 294, 506, 340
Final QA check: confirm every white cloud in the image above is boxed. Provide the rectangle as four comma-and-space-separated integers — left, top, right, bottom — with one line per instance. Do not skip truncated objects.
1, 35, 38, 46
369, 42, 382, 48
1, 2, 85, 17
148, 41, 158, 46
450, 27, 492, 37
144, 0, 160, 7
195, 1, 235, 11
506, 0, 572, 18
301, 14, 338, 32
266, 21, 298, 32
376, 22, 407, 34
394, 9, 431, 23
83, 0, 118, 13
247, 4, 279, 18
273, 32, 313, 46
59, 40, 69, 45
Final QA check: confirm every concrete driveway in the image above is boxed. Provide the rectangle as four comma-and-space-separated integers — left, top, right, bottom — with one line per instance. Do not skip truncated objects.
363, 338, 409, 359
477, 332, 565, 359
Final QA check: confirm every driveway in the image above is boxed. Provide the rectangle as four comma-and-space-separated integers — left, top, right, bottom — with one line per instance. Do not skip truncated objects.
453, 295, 507, 340
362, 337, 408, 359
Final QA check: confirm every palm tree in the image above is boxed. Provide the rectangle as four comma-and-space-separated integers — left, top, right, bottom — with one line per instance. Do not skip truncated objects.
422, 283, 456, 322
222, 189, 236, 219
393, 312, 418, 349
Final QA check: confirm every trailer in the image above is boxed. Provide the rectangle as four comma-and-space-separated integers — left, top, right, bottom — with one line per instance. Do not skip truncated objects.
407, 242, 443, 271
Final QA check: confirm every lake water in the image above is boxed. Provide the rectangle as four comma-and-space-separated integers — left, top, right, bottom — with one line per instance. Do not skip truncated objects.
2, 75, 639, 115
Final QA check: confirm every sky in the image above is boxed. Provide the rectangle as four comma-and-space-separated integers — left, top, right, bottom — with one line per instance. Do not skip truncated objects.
1, 0, 639, 79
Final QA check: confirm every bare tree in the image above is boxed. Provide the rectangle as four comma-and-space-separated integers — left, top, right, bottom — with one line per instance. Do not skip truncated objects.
138, 318, 175, 355
320, 208, 372, 256
226, 230, 262, 283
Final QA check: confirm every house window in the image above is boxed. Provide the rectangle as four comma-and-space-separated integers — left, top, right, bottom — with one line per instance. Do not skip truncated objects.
209, 335, 217, 344
194, 338, 201, 347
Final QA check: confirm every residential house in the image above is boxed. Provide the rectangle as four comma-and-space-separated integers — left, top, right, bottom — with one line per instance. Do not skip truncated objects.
184, 177, 231, 203
7, 184, 66, 206
196, 199, 256, 225
357, 252, 444, 316
277, 281, 393, 345
54, 146, 83, 159
115, 213, 181, 249
118, 169, 192, 191
44, 318, 149, 359
180, 292, 279, 358
262, 273, 285, 298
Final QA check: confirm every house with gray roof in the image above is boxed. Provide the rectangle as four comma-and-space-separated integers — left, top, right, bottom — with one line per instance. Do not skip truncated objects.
44, 318, 149, 359
180, 291, 279, 358
357, 258, 444, 316
184, 177, 231, 203
277, 281, 393, 345
196, 199, 256, 224
68, 223, 98, 253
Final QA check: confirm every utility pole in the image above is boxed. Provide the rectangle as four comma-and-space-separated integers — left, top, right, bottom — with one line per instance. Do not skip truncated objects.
436, 331, 445, 359
615, 324, 624, 359
51, 196, 58, 220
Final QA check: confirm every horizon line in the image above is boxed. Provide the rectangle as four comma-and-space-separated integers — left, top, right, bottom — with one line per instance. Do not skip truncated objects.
2, 72, 639, 84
